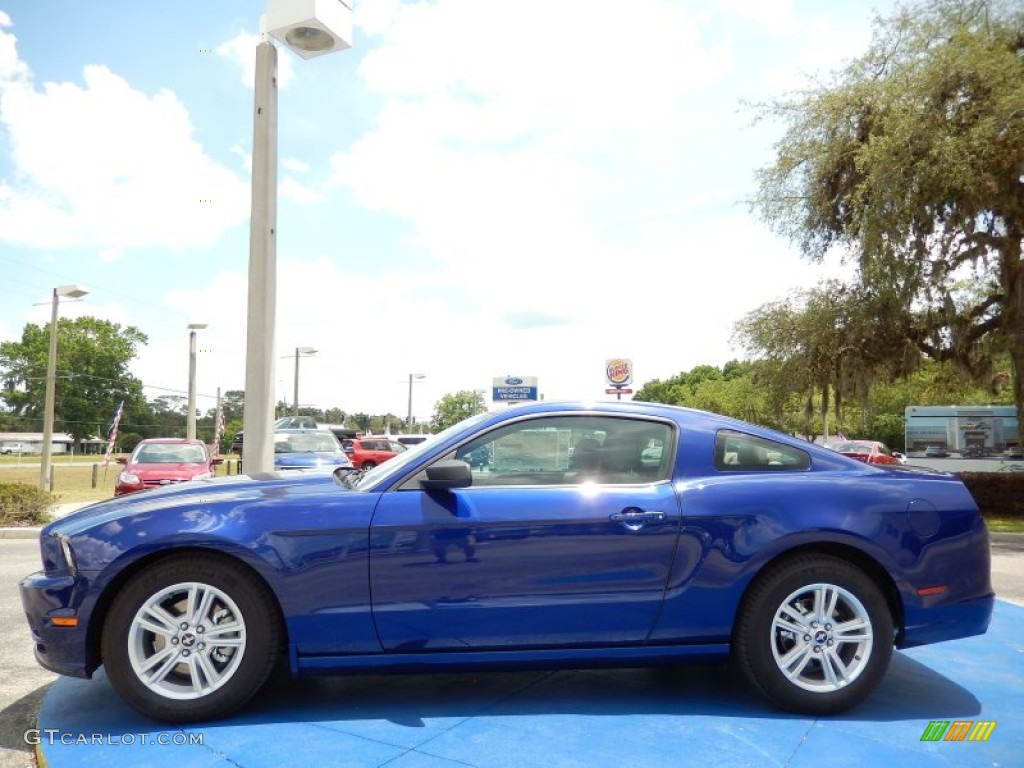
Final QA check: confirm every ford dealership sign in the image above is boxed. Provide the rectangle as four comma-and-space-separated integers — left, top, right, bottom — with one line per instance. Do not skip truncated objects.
493, 376, 539, 401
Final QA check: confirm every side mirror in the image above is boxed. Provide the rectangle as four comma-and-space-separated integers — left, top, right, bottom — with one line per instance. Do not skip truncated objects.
116, 456, 128, 465
211, 457, 224, 465
420, 460, 472, 491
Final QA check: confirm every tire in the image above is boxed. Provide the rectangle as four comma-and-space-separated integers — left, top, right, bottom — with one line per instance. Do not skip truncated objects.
733, 554, 893, 715
361, 461, 376, 470
100, 553, 281, 723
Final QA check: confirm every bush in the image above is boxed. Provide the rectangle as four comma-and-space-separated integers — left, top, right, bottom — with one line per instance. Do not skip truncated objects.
956, 472, 1024, 519
0, 482, 54, 527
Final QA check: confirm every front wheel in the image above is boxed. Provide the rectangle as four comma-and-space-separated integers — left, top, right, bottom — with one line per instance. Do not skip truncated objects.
733, 554, 893, 715
100, 553, 281, 722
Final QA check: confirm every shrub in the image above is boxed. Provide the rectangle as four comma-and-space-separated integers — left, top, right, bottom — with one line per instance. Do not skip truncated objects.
0, 482, 54, 526
956, 473, 1024, 519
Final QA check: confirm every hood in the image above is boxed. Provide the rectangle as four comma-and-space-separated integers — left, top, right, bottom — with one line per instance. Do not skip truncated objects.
125, 462, 212, 479
46, 469, 348, 537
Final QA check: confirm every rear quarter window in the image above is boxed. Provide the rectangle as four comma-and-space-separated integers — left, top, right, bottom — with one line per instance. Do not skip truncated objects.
715, 430, 811, 471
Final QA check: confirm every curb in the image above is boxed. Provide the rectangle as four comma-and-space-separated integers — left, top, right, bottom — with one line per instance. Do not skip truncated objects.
1, 502, 93, 539
0, 526, 42, 539
991, 531, 1024, 543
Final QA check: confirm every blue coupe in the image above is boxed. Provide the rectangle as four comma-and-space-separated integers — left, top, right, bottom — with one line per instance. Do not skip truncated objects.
20, 401, 993, 722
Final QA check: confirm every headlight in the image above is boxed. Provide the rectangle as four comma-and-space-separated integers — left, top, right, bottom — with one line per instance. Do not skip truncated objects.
118, 472, 140, 484
59, 535, 77, 576
44, 533, 77, 576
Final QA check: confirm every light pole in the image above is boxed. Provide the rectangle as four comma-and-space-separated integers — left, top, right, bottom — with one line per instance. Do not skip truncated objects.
39, 285, 88, 492
407, 373, 425, 430
242, 0, 352, 473
186, 322, 208, 440
293, 346, 317, 417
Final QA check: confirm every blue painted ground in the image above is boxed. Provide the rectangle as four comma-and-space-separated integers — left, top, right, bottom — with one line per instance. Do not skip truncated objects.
36, 601, 1022, 768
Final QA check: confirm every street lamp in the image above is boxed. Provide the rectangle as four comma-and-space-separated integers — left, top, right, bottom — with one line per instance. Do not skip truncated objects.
186, 322, 208, 440
293, 346, 317, 417
407, 373, 426, 430
39, 285, 88, 492
242, 0, 353, 473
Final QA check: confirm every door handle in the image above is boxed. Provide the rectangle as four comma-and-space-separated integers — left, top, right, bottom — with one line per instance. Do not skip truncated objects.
610, 508, 667, 531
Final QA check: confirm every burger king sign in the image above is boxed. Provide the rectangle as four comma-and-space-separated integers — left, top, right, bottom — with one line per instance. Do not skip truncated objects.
605, 358, 633, 389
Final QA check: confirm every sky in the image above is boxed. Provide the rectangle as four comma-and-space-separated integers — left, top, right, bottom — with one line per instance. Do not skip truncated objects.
0, 0, 895, 426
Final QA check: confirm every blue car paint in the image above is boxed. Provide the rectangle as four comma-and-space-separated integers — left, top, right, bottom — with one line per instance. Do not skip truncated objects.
20, 401, 993, 686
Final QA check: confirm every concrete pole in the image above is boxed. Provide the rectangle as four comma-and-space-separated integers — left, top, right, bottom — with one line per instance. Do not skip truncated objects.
293, 348, 300, 418
187, 329, 198, 440
39, 289, 60, 492
241, 38, 279, 473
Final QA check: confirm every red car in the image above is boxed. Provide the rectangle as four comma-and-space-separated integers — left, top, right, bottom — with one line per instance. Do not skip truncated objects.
115, 438, 222, 496
341, 437, 406, 469
834, 440, 904, 466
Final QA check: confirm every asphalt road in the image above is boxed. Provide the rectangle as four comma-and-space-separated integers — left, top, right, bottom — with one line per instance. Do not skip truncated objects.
1, 533, 1021, 768
0, 539, 56, 768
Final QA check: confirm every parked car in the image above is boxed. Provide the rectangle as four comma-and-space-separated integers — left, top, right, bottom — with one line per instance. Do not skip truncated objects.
114, 438, 222, 496
20, 401, 993, 723
834, 440, 904, 465
1005, 445, 1024, 460
232, 416, 321, 456
273, 429, 352, 471
0, 442, 32, 455
341, 437, 406, 469
924, 445, 950, 458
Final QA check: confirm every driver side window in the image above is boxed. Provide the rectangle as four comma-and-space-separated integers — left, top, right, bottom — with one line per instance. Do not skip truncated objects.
451, 415, 674, 487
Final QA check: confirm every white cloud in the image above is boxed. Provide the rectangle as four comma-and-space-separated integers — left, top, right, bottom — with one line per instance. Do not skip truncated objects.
217, 30, 295, 90
283, 157, 310, 173
230, 144, 252, 172
0, 10, 28, 83
0, 27, 249, 254
714, 0, 799, 35
280, 176, 323, 203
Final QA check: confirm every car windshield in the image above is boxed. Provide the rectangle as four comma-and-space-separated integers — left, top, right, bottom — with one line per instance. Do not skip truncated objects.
345, 411, 492, 490
275, 433, 341, 453
132, 444, 208, 464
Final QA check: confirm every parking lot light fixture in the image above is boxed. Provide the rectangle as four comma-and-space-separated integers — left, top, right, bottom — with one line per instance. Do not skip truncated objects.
293, 347, 317, 417
266, 0, 353, 60
242, 0, 353, 474
186, 323, 208, 440
39, 285, 89, 492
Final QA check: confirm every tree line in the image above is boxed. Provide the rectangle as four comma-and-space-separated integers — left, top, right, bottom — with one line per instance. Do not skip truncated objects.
0, 316, 488, 452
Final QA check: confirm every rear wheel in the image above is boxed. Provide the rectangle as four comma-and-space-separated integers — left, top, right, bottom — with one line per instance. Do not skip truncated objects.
101, 553, 281, 722
733, 554, 893, 714
361, 461, 376, 470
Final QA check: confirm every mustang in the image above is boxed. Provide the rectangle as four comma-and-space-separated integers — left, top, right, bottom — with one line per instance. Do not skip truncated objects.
20, 402, 993, 723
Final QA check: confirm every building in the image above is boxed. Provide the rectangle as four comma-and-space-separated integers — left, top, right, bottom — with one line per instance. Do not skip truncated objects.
0, 432, 106, 455
904, 405, 1018, 455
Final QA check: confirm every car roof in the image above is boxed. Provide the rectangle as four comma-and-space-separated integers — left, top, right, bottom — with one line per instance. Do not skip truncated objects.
135, 438, 206, 446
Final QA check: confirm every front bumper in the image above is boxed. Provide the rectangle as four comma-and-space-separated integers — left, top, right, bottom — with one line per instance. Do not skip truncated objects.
19, 571, 95, 679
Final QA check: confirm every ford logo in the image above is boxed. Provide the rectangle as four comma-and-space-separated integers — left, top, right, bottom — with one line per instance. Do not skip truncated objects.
504, 377, 523, 386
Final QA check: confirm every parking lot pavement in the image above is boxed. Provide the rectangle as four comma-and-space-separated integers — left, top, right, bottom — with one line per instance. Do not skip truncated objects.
30, 600, 1024, 768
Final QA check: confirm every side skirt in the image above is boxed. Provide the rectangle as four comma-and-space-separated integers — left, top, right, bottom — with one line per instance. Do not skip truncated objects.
292, 643, 730, 676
